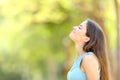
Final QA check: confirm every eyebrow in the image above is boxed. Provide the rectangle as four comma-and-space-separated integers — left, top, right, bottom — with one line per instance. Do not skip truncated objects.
79, 25, 82, 27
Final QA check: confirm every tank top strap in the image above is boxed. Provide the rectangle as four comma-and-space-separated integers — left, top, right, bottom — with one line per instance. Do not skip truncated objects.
76, 52, 95, 67
81, 52, 95, 60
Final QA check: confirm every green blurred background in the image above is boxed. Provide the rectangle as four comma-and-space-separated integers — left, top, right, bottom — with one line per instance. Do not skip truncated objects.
0, 0, 120, 80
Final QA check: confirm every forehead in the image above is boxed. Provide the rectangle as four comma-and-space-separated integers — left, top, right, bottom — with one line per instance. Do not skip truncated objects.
79, 20, 87, 28
80, 20, 87, 25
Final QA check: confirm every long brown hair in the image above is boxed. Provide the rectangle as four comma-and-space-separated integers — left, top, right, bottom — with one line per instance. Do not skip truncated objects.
83, 19, 109, 80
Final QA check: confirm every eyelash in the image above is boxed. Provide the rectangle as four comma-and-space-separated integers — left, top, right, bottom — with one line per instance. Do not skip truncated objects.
78, 27, 81, 29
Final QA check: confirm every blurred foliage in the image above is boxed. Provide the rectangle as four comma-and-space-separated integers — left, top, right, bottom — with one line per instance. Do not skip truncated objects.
0, 0, 119, 80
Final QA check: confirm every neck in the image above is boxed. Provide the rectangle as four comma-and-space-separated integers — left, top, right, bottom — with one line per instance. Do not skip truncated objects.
75, 43, 85, 57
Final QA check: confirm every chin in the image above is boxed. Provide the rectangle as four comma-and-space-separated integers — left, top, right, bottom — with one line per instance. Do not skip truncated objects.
69, 32, 75, 42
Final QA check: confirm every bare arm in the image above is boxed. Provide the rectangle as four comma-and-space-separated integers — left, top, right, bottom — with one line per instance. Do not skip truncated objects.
82, 54, 100, 80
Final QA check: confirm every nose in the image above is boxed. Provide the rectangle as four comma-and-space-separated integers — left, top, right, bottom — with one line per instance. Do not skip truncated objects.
73, 26, 77, 29
73, 26, 77, 30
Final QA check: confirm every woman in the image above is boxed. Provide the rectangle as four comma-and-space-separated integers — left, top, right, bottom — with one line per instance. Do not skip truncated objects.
67, 19, 109, 80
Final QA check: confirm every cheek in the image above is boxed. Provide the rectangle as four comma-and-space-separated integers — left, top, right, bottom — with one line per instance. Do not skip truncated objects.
69, 32, 84, 41
76, 34, 84, 41
75, 31, 87, 41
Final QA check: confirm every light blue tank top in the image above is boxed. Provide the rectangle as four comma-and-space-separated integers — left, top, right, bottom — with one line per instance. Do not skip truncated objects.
67, 52, 100, 80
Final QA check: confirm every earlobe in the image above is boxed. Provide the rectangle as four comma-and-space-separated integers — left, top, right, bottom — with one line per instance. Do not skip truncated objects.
84, 37, 90, 42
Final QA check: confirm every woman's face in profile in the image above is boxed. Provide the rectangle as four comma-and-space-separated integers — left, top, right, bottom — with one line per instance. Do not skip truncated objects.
69, 20, 88, 43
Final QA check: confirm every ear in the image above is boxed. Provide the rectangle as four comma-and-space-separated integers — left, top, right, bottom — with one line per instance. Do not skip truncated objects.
84, 36, 90, 42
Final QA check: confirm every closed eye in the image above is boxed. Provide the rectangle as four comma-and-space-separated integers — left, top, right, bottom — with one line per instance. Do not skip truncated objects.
78, 25, 82, 29
78, 27, 81, 29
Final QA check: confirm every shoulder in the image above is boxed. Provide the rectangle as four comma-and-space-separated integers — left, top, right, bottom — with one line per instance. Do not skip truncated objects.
81, 53, 100, 79
83, 52, 99, 63
82, 53, 100, 71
